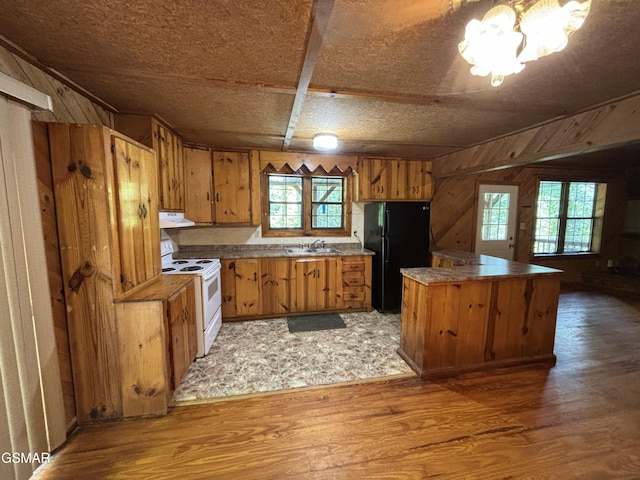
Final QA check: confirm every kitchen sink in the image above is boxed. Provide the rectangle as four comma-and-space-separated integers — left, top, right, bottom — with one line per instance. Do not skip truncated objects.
285, 247, 341, 255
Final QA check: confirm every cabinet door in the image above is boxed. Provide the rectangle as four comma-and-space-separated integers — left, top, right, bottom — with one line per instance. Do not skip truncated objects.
220, 259, 260, 318
366, 158, 389, 200
212, 151, 251, 224
166, 282, 196, 389
157, 123, 184, 211
221, 259, 237, 318
407, 160, 433, 200
292, 258, 328, 312
260, 258, 291, 315
388, 159, 407, 199
184, 147, 213, 224
112, 136, 160, 294
234, 259, 261, 316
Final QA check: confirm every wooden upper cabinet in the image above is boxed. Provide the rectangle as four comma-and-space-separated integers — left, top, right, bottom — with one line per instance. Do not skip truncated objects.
357, 157, 433, 201
115, 114, 185, 212
407, 160, 433, 200
156, 123, 184, 211
212, 151, 252, 224
184, 147, 214, 225
112, 137, 161, 294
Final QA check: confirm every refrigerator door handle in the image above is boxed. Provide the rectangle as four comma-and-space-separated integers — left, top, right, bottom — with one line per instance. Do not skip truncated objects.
384, 236, 390, 263
384, 209, 390, 237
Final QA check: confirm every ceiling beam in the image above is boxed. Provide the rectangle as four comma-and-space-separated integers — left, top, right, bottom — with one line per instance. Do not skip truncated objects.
432, 93, 640, 178
282, 0, 335, 151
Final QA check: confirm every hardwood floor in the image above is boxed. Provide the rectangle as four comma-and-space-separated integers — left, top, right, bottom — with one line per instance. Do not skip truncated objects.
33, 286, 640, 479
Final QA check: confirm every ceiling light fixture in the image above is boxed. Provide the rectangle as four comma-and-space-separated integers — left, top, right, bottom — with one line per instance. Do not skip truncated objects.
458, 0, 591, 87
313, 133, 338, 151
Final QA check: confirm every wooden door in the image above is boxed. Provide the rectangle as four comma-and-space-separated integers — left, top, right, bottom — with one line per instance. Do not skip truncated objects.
234, 259, 260, 316
112, 136, 160, 294
388, 159, 407, 199
212, 151, 251, 224
184, 147, 213, 224
220, 259, 238, 318
407, 160, 433, 200
293, 259, 328, 312
366, 158, 389, 200
475, 184, 519, 260
166, 282, 196, 389
260, 258, 290, 315
157, 123, 184, 211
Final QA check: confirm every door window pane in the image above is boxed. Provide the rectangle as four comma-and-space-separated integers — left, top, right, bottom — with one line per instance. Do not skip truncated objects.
481, 192, 510, 240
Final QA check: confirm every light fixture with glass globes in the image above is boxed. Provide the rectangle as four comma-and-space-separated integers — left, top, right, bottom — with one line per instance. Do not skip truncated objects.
458, 0, 591, 87
313, 133, 338, 151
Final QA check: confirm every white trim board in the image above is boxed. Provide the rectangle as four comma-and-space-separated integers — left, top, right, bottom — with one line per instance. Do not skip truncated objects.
0, 71, 53, 111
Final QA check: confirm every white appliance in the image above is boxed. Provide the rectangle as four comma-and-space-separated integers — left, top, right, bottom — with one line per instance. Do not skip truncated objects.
160, 235, 221, 357
159, 211, 196, 228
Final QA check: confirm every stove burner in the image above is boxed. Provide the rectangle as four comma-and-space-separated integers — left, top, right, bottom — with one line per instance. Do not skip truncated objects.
162, 267, 176, 272
196, 260, 213, 264
172, 260, 189, 265
180, 266, 203, 272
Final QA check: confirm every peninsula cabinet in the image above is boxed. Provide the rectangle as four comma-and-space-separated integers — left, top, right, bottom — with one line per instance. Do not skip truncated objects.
184, 146, 214, 224
48, 123, 161, 423
115, 276, 197, 418
399, 263, 562, 380
212, 151, 252, 224
357, 157, 433, 201
221, 255, 372, 320
115, 114, 185, 212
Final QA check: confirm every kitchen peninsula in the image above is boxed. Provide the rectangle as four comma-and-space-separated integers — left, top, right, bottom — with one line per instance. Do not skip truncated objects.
399, 250, 563, 379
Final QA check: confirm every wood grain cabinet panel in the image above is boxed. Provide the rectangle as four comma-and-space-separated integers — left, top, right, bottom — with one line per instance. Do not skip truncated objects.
184, 147, 214, 224
212, 151, 252, 224
112, 137, 161, 293
357, 157, 433, 201
261, 258, 291, 316
116, 278, 197, 418
48, 123, 160, 423
221, 255, 371, 321
115, 114, 185, 212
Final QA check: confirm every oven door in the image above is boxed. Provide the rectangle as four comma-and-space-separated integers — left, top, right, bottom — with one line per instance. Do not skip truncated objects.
202, 262, 222, 328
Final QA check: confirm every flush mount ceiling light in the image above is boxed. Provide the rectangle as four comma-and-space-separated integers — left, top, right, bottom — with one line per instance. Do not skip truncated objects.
458, 0, 591, 87
313, 133, 338, 151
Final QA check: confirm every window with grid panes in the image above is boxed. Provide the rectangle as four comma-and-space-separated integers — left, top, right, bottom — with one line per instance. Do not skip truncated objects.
263, 173, 350, 237
533, 180, 606, 255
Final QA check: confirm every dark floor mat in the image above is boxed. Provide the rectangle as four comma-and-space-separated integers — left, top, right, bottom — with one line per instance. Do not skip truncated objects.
287, 314, 346, 333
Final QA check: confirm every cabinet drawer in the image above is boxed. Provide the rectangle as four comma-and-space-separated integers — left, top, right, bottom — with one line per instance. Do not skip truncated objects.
343, 290, 366, 302
342, 261, 365, 272
343, 274, 365, 287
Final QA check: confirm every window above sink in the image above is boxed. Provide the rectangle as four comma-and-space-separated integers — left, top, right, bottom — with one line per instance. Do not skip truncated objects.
261, 166, 353, 238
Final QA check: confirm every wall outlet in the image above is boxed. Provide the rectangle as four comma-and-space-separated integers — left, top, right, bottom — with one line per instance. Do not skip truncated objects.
607, 259, 614, 268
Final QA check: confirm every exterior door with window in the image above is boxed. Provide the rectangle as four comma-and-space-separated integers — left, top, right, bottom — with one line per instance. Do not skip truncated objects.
475, 184, 519, 260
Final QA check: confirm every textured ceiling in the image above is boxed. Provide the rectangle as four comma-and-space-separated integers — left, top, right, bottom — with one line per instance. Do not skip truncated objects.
0, 0, 639, 161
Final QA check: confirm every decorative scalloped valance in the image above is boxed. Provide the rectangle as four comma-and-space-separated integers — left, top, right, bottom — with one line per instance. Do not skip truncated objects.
261, 162, 355, 177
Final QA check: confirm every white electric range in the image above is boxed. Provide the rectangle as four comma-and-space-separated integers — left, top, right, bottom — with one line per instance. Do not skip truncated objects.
161, 236, 221, 357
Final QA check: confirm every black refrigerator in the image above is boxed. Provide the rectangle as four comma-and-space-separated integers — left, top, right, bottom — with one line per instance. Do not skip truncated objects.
364, 202, 431, 312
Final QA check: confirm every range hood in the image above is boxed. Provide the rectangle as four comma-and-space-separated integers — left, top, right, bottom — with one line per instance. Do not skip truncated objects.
159, 211, 195, 228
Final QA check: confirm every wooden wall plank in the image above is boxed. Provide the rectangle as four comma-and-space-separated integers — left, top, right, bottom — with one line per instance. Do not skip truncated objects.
433, 94, 640, 179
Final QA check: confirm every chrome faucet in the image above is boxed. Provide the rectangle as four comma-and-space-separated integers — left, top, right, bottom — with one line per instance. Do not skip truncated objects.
309, 239, 325, 249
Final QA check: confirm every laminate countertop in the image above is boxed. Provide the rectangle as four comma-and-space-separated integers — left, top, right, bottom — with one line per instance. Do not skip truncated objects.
175, 243, 374, 260
401, 249, 562, 286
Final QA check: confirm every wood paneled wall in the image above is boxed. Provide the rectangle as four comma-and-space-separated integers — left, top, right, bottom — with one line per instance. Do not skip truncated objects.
0, 43, 115, 431
431, 165, 628, 282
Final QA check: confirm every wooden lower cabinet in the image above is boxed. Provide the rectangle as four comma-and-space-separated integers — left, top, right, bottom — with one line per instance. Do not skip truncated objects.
399, 275, 561, 379
115, 277, 197, 418
221, 255, 372, 320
